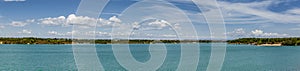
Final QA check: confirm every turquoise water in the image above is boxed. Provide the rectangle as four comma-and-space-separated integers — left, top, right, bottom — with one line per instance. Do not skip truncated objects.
0, 44, 300, 71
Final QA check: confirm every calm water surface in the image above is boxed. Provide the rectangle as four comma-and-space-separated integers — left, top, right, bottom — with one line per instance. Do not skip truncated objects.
0, 44, 299, 71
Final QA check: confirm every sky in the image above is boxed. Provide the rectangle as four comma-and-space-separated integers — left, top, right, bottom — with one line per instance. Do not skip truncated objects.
0, 0, 300, 40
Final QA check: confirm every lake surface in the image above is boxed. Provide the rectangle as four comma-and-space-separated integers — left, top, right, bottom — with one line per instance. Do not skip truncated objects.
0, 44, 299, 71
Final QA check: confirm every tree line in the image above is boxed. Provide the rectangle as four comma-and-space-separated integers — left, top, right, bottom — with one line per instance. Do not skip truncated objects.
0, 37, 217, 44
227, 38, 300, 46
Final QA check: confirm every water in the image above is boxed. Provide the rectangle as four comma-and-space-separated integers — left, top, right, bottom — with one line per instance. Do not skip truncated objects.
0, 44, 299, 71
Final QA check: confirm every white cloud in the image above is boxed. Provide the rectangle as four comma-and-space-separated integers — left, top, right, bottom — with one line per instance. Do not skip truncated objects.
109, 16, 121, 23
128, 19, 179, 31
251, 30, 289, 37
2, 1, 299, 39
218, 1, 300, 24
115, 0, 196, 38
48, 31, 66, 36
18, 30, 31, 34
285, 8, 300, 15
48, 31, 81, 36
66, 31, 77, 36
90, 31, 111, 36
48, 30, 104, 37
132, 22, 140, 29
10, 21, 27, 27
3, 0, 25, 2
66, 14, 98, 27
251, 30, 264, 35
98, 18, 112, 27
38, 16, 66, 25
147, 20, 170, 29
257, 31, 288, 37
96, 32, 111, 36
36, 14, 122, 28
162, 34, 177, 37
0, 25, 4, 29
25, 19, 35, 23
14, 14, 177, 31
48, 31, 58, 35
251, 29, 288, 37
176, 0, 300, 24
9, 19, 34, 27
227, 28, 247, 37
227, 28, 289, 38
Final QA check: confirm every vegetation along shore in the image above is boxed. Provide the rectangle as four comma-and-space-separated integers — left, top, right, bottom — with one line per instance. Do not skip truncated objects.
0, 37, 219, 44
1, 37, 300, 46
228, 38, 300, 46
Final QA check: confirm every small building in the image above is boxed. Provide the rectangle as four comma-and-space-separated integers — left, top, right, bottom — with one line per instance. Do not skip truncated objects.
0, 41, 2, 44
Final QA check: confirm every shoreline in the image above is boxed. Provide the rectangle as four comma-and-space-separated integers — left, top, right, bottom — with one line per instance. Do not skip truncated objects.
0, 37, 224, 44
1, 37, 300, 46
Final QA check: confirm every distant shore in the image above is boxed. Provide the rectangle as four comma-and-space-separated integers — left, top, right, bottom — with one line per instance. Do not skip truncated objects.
1, 37, 300, 46
227, 38, 300, 46
0, 37, 224, 44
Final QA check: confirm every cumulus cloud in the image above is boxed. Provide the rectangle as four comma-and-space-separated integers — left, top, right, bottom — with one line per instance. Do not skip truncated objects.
227, 28, 247, 37
66, 14, 99, 27
109, 16, 121, 23
147, 20, 170, 29
227, 28, 289, 38
4, 8, 183, 38
54, 31, 112, 37
13, 14, 178, 31
37, 14, 98, 27
48, 31, 59, 35
10, 21, 27, 27
48, 31, 79, 36
48, 31, 66, 36
251, 29, 288, 37
38, 16, 66, 25
18, 30, 31, 34
66, 31, 76, 35
49, 31, 97, 37
132, 22, 140, 29
85, 31, 111, 37
251, 30, 263, 35
35, 14, 122, 28
10, 19, 34, 27
256, 31, 288, 37
132, 19, 176, 31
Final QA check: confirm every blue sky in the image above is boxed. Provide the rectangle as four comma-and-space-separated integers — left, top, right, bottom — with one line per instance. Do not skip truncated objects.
0, 0, 300, 40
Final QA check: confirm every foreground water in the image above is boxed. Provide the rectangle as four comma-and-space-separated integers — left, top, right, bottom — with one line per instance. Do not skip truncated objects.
0, 44, 299, 71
